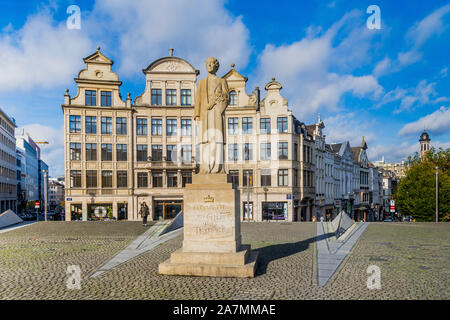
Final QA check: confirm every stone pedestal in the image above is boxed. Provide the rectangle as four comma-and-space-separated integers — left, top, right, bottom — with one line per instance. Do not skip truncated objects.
159, 173, 258, 278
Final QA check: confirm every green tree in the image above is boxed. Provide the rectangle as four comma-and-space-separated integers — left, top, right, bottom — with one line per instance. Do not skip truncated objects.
396, 147, 449, 221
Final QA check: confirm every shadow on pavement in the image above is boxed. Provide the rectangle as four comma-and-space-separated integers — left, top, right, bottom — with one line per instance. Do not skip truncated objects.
253, 232, 335, 276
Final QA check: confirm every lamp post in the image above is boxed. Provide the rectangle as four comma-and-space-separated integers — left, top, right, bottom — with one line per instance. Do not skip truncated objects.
435, 166, 439, 223
42, 170, 48, 222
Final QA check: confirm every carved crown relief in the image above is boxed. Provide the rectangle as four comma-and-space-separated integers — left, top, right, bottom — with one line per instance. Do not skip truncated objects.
152, 60, 193, 73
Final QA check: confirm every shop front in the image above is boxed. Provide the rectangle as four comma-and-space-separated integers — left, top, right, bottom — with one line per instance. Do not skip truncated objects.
70, 204, 82, 221
87, 203, 112, 221
262, 201, 287, 221
154, 200, 183, 220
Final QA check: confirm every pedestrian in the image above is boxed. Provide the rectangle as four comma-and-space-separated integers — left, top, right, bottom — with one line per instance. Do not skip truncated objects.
139, 201, 149, 226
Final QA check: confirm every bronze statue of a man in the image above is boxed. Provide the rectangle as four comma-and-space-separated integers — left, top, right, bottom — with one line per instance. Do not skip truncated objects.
194, 57, 230, 174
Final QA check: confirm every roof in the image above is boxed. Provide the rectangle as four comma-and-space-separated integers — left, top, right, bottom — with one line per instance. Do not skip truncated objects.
329, 143, 342, 154
351, 147, 362, 163
305, 125, 315, 137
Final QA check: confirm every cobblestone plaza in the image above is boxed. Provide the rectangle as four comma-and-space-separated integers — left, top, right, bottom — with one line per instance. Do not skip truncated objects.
0, 222, 448, 300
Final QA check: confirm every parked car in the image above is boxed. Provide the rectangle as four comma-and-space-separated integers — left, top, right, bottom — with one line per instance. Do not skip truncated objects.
383, 218, 393, 222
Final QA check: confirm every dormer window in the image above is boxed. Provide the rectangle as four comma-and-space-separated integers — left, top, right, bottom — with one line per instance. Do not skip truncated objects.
101, 91, 112, 107
85, 90, 96, 106
229, 90, 237, 105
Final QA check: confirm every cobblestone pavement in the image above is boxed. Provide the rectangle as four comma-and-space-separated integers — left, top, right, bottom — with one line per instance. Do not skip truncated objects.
0, 221, 448, 299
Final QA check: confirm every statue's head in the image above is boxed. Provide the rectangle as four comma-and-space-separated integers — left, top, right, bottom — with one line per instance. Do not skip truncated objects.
206, 57, 219, 74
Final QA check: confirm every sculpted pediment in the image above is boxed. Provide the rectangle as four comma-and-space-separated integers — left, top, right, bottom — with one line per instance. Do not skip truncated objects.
144, 57, 198, 74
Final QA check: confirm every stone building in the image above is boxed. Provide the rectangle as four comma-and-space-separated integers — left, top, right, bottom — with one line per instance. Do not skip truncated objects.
351, 137, 370, 221
63, 48, 316, 222
48, 179, 64, 211
419, 130, 431, 159
0, 108, 17, 212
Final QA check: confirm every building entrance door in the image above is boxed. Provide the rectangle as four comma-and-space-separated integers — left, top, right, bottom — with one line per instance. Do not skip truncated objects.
154, 200, 183, 220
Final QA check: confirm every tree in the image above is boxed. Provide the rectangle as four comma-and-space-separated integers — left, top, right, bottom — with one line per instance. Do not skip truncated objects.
396, 147, 449, 221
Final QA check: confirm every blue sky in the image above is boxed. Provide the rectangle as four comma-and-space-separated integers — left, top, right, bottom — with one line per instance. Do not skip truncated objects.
0, 0, 449, 176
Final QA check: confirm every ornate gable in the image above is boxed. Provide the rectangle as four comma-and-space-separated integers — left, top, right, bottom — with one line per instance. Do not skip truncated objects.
83, 47, 113, 65
143, 56, 199, 74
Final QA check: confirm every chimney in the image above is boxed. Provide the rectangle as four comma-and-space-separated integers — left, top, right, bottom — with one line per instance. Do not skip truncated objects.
169, 48, 174, 56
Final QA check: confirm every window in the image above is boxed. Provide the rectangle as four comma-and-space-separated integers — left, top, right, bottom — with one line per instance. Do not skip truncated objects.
167, 171, 177, 188
101, 91, 112, 107
137, 145, 148, 162
243, 170, 253, 187
85, 90, 96, 106
117, 171, 127, 188
181, 89, 191, 106
278, 142, 288, 160
228, 117, 238, 135
167, 145, 177, 162
85, 116, 97, 134
102, 171, 112, 188
181, 145, 192, 163
101, 117, 112, 134
151, 89, 162, 106
151, 145, 162, 161
116, 144, 127, 161
243, 143, 253, 161
278, 169, 288, 186
86, 170, 97, 188
166, 89, 177, 105
152, 172, 163, 188
294, 143, 298, 161
152, 118, 162, 136
69, 115, 81, 133
70, 170, 81, 188
242, 117, 253, 134
116, 117, 127, 135
261, 143, 271, 160
228, 170, 239, 187
181, 119, 192, 136
260, 118, 271, 134
277, 117, 288, 133
261, 169, 271, 186
182, 171, 192, 187
229, 91, 237, 105
70, 143, 81, 160
86, 143, 97, 161
101, 144, 112, 161
136, 118, 147, 135
293, 169, 298, 187
166, 119, 177, 136
228, 143, 238, 161
137, 172, 148, 188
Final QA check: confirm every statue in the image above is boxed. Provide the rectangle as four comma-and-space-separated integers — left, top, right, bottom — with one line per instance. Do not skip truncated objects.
194, 57, 230, 174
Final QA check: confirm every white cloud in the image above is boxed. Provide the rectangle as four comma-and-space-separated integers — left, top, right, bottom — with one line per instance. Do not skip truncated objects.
253, 10, 383, 119
323, 112, 376, 148
399, 106, 450, 136
87, 0, 251, 76
16, 124, 65, 177
368, 142, 418, 163
0, 9, 92, 91
377, 79, 447, 113
374, 4, 450, 77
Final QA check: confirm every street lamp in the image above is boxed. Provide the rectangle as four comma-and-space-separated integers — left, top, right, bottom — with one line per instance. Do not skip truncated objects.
42, 170, 48, 222
435, 166, 439, 223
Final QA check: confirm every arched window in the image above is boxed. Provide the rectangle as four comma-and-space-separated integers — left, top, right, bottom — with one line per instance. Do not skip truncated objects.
229, 90, 237, 106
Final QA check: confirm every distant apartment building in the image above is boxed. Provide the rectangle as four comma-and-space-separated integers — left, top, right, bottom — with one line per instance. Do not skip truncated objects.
0, 108, 17, 212
48, 178, 64, 211
15, 133, 49, 212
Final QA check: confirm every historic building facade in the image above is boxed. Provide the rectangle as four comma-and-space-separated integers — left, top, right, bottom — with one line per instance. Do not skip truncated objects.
0, 108, 17, 212
63, 48, 316, 222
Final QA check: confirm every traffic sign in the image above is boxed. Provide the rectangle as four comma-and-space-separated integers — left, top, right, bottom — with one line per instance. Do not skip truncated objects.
390, 200, 395, 206
35, 201, 40, 209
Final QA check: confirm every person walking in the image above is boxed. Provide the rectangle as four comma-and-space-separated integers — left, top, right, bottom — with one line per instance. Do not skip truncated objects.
139, 202, 149, 226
